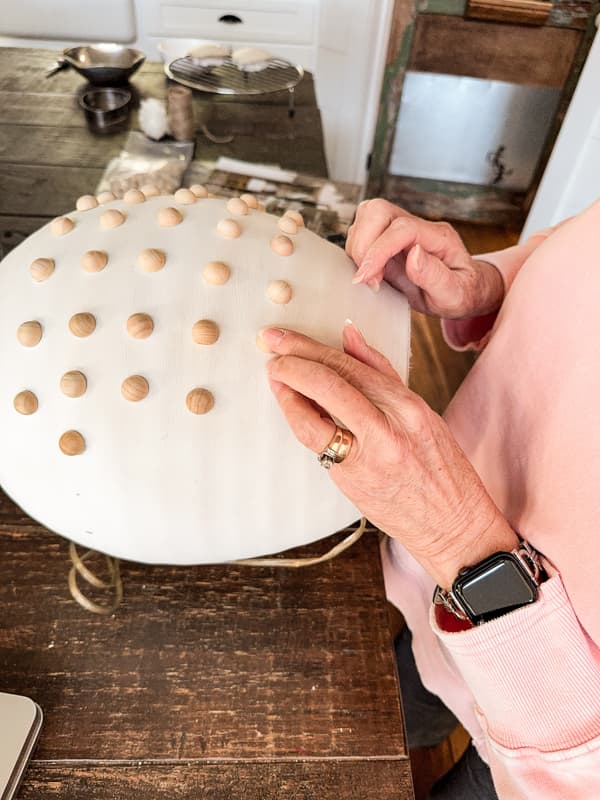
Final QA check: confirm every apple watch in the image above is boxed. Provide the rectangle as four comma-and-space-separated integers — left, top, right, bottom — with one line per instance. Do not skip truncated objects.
433, 539, 546, 625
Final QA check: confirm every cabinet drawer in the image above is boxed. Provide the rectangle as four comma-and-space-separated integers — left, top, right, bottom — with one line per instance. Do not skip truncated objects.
157, 1, 317, 45
0, 0, 136, 42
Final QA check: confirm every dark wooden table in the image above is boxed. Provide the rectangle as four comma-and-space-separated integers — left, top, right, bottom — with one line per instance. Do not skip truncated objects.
0, 47, 414, 799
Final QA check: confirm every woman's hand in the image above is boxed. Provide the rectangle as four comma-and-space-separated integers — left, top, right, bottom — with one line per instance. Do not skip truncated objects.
346, 199, 504, 320
262, 324, 517, 588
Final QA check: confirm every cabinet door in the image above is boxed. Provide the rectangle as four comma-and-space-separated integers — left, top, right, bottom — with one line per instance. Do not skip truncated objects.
0, 0, 136, 42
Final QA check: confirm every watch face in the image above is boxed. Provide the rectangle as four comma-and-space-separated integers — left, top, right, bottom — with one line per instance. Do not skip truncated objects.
453, 553, 538, 624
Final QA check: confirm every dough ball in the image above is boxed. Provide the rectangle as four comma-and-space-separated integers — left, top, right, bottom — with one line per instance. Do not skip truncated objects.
141, 184, 161, 198
192, 319, 220, 345
278, 216, 298, 235
17, 320, 42, 347
203, 261, 230, 286
60, 370, 87, 398
127, 313, 154, 339
216, 218, 241, 239
51, 217, 75, 237
121, 375, 149, 402
100, 209, 126, 230
226, 197, 249, 216
14, 390, 38, 415
270, 235, 294, 257
173, 188, 196, 205
186, 388, 214, 415
97, 191, 116, 205
267, 280, 292, 304
59, 430, 86, 456
158, 207, 183, 227
76, 194, 98, 211
138, 248, 166, 273
190, 184, 209, 199
81, 250, 108, 273
123, 188, 146, 204
284, 209, 305, 227
240, 193, 259, 209
30, 257, 55, 282
69, 312, 97, 338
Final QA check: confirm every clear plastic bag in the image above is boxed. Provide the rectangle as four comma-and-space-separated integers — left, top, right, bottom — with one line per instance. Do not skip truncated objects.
96, 131, 195, 197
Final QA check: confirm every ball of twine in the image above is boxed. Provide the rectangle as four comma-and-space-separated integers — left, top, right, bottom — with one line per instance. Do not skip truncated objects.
167, 85, 195, 142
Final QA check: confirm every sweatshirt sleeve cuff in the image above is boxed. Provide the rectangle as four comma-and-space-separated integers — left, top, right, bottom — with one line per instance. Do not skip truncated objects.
432, 575, 600, 751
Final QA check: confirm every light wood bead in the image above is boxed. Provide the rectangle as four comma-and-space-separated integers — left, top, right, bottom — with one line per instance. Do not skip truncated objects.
203, 261, 231, 286
138, 248, 166, 272
121, 375, 149, 402
141, 184, 161, 198
51, 216, 75, 236
190, 184, 208, 198
284, 209, 305, 227
76, 194, 98, 211
14, 390, 38, 415
192, 319, 220, 345
69, 312, 96, 338
17, 320, 42, 347
240, 193, 259, 209
123, 188, 146, 204
60, 370, 87, 398
226, 197, 249, 216
186, 388, 214, 415
278, 216, 298, 235
30, 257, 55, 282
174, 188, 196, 204
270, 235, 294, 256
267, 279, 292, 304
158, 207, 183, 227
127, 313, 154, 339
100, 209, 126, 230
97, 191, 116, 204
81, 250, 108, 273
216, 218, 241, 239
59, 430, 86, 456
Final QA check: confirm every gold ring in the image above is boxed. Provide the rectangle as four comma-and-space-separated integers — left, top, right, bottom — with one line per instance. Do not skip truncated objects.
318, 425, 353, 470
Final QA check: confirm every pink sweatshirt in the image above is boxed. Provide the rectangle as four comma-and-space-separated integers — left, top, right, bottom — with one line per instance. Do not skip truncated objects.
381, 199, 600, 798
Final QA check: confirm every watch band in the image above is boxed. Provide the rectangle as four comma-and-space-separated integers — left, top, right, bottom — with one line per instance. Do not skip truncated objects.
433, 539, 544, 622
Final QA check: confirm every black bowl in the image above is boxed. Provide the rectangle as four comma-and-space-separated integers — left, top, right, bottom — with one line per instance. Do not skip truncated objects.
79, 87, 132, 134
64, 44, 145, 86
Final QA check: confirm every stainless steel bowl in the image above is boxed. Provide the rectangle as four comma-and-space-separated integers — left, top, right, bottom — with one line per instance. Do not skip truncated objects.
61, 44, 145, 85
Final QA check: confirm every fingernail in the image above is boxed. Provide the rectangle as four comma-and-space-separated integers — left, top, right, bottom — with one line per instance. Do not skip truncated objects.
352, 268, 366, 285
260, 327, 286, 346
412, 243, 422, 271
344, 319, 366, 343
367, 278, 380, 293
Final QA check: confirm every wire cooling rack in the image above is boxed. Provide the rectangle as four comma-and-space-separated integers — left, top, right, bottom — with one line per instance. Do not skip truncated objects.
165, 57, 304, 97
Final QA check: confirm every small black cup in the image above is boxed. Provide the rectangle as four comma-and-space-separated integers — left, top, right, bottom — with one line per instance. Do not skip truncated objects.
79, 87, 132, 134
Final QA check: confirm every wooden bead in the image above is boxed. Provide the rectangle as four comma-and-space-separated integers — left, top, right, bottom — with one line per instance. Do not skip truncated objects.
17, 320, 42, 347
240, 193, 259, 209
173, 188, 196, 204
69, 312, 96, 338
141, 184, 161, 198
121, 375, 149, 402
30, 257, 55, 282
190, 184, 208, 198
97, 191, 116, 204
127, 313, 154, 339
192, 319, 220, 345
203, 261, 231, 286
186, 388, 214, 415
76, 194, 98, 211
271, 235, 294, 256
278, 216, 298, 235
226, 197, 249, 216
81, 250, 108, 273
123, 188, 146, 204
100, 209, 126, 230
14, 390, 38, 415
138, 248, 166, 272
51, 216, 75, 236
59, 430, 86, 456
158, 207, 183, 227
267, 279, 292, 304
60, 370, 87, 398
216, 218, 241, 239
284, 209, 304, 227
